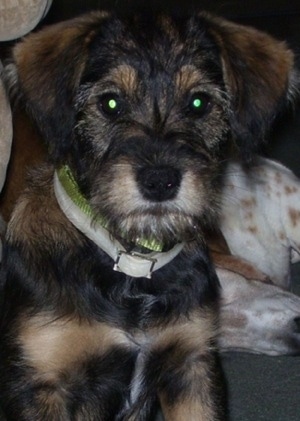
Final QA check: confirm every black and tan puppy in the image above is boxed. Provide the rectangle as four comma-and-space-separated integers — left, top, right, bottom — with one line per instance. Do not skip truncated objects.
0, 10, 297, 421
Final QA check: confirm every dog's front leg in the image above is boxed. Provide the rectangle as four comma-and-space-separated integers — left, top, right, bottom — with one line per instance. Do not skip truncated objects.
158, 350, 222, 421
152, 313, 223, 421
0, 313, 138, 420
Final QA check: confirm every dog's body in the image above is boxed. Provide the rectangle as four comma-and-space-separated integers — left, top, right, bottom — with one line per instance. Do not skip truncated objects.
0, 11, 297, 420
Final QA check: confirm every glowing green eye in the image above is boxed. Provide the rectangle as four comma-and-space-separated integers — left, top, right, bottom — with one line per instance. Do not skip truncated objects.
98, 93, 123, 117
108, 99, 117, 109
192, 98, 203, 109
188, 93, 211, 117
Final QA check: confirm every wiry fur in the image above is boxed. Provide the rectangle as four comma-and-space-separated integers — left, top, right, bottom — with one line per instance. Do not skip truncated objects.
0, 10, 297, 421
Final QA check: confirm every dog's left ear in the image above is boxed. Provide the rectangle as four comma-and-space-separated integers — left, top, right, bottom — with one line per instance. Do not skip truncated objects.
203, 13, 299, 160
6, 12, 108, 163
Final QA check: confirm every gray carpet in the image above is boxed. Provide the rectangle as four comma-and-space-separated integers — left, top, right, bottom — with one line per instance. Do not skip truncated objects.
222, 262, 300, 421
222, 352, 300, 421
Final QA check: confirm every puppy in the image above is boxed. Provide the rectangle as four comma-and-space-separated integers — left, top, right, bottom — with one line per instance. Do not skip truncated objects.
0, 11, 297, 420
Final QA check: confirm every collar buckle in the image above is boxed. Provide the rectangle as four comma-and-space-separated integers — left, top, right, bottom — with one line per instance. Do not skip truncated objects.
113, 250, 157, 279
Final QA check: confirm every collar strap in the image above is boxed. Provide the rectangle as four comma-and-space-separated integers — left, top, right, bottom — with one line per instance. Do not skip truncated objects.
54, 168, 184, 278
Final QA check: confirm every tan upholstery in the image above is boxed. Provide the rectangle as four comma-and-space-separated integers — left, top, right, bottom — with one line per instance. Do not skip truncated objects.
0, 0, 53, 41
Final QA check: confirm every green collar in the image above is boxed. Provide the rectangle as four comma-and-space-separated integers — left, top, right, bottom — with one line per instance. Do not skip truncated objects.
57, 165, 164, 252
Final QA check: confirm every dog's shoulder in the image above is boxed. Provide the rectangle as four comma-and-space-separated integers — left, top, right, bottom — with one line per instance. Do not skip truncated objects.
6, 164, 83, 251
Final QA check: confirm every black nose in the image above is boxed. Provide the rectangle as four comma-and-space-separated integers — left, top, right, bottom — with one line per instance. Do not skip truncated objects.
137, 166, 182, 202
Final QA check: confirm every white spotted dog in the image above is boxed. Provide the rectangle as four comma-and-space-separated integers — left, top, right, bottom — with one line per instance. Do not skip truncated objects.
215, 156, 300, 356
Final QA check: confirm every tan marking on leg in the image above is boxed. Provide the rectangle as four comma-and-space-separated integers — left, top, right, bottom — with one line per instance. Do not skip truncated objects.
161, 395, 216, 421
32, 387, 70, 421
152, 311, 220, 421
151, 309, 217, 352
19, 313, 131, 380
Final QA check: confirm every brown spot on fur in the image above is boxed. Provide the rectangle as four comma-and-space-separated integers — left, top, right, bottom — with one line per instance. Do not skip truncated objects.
228, 314, 247, 329
285, 185, 298, 195
289, 207, 300, 227
241, 197, 256, 208
248, 225, 258, 234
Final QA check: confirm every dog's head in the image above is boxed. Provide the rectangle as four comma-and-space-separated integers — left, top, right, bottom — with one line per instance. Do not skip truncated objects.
9, 11, 298, 246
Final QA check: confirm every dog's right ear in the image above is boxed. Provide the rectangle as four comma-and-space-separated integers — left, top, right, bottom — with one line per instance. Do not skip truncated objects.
202, 13, 299, 161
6, 12, 108, 163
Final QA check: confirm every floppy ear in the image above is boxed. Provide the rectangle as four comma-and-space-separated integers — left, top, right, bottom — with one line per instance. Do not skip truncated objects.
203, 13, 299, 160
7, 12, 108, 163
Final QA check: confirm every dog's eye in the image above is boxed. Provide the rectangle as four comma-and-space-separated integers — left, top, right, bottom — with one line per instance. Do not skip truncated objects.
98, 94, 123, 117
188, 93, 211, 117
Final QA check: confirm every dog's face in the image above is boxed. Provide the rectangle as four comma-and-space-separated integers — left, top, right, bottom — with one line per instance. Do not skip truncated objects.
10, 11, 297, 246
73, 14, 231, 245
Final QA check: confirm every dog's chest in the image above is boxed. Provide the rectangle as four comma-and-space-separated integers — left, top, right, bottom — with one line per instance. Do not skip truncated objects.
82, 240, 217, 328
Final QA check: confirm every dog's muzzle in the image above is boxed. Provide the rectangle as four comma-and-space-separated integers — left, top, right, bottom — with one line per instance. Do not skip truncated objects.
53, 166, 184, 278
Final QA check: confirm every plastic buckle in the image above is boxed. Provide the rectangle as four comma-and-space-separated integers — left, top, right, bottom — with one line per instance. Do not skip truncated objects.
113, 250, 157, 278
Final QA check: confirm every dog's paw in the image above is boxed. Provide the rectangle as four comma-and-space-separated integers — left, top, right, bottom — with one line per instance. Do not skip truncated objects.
218, 268, 300, 355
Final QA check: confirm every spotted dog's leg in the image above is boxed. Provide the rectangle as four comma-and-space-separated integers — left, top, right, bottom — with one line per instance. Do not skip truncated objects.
220, 157, 300, 289
217, 157, 300, 355
218, 267, 300, 355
